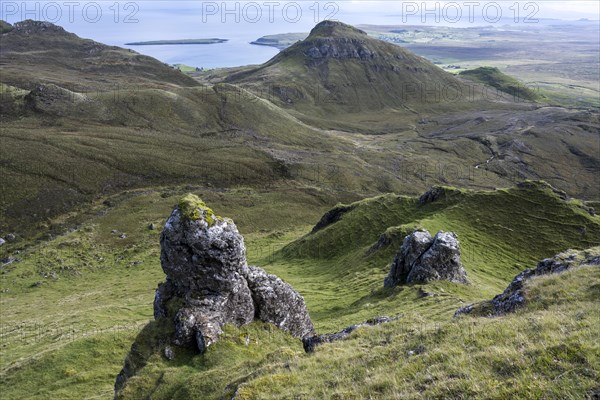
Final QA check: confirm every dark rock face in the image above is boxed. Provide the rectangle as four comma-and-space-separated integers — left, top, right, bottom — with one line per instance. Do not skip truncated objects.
303, 316, 400, 353
408, 231, 468, 284
310, 204, 356, 234
304, 38, 377, 61
153, 195, 314, 353
11, 19, 73, 36
418, 187, 447, 205
384, 229, 468, 287
455, 249, 600, 317
384, 229, 433, 287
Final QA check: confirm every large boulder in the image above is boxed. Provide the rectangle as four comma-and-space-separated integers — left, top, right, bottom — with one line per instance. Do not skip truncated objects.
153, 194, 314, 353
407, 231, 468, 284
384, 229, 433, 287
384, 229, 468, 287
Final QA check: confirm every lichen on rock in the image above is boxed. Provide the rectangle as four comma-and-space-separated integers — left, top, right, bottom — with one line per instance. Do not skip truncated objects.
154, 194, 314, 353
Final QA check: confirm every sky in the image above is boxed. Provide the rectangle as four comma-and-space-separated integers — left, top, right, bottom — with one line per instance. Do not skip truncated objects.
1, 1, 598, 45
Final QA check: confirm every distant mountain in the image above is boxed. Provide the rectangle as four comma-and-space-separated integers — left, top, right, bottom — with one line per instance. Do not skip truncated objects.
0, 20, 198, 91
226, 21, 496, 119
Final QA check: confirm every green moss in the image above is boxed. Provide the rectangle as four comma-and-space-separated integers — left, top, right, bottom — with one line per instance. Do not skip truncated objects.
178, 194, 221, 226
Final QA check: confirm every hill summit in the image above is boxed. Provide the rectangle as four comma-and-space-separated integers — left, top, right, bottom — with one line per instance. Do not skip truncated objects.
0, 19, 198, 90
226, 20, 482, 118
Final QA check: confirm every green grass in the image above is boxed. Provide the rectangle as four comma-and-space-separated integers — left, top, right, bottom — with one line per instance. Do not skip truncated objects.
0, 184, 338, 399
1, 179, 599, 399
1, 19, 599, 400
459, 67, 541, 102
119, 259, 600, 399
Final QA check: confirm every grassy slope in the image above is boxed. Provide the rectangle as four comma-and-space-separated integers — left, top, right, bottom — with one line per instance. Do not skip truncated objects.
459, 67, 541, 102
116, 182, 600, 399
0, 184, 340, 399
2, 21, 599, 246
3, 181, 597, 399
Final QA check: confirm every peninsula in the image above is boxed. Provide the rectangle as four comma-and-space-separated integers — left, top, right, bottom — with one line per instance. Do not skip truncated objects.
125, 38, 228, 45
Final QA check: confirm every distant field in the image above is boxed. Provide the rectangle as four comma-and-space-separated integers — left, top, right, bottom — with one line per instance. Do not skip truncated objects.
361, 22, 600, 108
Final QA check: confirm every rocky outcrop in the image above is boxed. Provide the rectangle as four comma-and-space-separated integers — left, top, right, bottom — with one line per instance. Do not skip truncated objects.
384, 229, 433, 287
302, 316, 400, 353
25, 84, 96, 116
10, 19, 75, 37
455, 248, 600, 317
310, 203, 356, 234
384, 229, 468, 287
152, 194, 314, 353
245, 265, 315, 338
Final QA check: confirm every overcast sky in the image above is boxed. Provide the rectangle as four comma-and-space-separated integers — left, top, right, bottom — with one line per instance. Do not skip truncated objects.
2, 1, 598, 45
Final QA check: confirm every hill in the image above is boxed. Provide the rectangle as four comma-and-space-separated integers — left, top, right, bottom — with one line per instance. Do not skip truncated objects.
1, 20, 599, 247
459, 67, 541, 102
0, 20, 198, 91
2, 182, 597, 399
220, 21, 532, 130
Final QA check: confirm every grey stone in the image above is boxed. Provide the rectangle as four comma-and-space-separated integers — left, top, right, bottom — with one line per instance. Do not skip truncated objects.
407, 231, 468, 284
455, 248, 600, 317
153, 196, 314, 353
244, 265, 315, 338
384, 229, 468, 287
303, 316, 399, 353
164, 346, 175, 361
384, 229, 433, 287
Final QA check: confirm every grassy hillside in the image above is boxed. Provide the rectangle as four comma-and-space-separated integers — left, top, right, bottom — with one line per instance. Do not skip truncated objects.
459, 67, 541, 102
2, 182, 598, 399
223, 21, 531, 132
119, 262, 600, 399
113, 182, 600, 398
0, 20, 198, 91
2, 20, 598, 248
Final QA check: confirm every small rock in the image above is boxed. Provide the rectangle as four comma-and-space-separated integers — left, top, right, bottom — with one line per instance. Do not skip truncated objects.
119, 233, 127, 239
0, 238, 5, 246
407, 231, 468, 284
195, 331, 206, 354
1, 257, 15, 267
164, 346, 175, 361
454, 304, 474, 316
131, 261, 142, 267
384, 229, 433, 287
111, 230, 118, 234
5, 233, 16, 242
303, 316, 399, 352
148, 223, 156, 230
